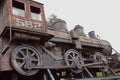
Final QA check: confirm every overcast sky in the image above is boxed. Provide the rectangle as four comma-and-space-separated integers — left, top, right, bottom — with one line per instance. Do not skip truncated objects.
35, 0, 120, 52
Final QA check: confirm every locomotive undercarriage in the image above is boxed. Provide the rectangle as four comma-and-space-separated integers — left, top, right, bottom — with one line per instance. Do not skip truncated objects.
0, 31, 120, 79
0, 36, 116, 76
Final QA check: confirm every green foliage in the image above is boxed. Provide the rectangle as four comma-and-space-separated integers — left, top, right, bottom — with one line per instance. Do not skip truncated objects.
46, 14, 57, 27
96, 72, 103, 77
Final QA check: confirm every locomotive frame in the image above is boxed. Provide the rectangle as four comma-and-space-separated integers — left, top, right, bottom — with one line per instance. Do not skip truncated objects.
0, 0, 120, 79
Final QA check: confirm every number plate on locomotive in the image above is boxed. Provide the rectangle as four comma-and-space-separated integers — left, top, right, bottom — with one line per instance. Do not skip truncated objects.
16, 18, 42, 30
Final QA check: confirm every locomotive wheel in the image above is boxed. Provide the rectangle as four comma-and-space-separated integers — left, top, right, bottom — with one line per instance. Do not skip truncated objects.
64, 49, 84, 73
11, 45, 41, 76
93, 52, 108, 72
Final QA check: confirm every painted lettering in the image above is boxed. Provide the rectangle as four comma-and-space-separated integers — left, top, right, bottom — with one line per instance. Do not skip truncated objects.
16, 18, 42, 30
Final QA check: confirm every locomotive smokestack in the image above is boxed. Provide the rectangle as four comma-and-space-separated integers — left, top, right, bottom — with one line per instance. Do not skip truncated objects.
88, 31, 97, 39
51, 19, 68, 33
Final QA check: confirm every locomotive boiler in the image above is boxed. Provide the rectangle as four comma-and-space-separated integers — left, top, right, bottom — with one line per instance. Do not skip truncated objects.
0, 0, 120, 79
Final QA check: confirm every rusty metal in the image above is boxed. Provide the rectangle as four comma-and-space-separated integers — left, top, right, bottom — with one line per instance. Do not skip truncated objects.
84, 67, 94, 78
41, 46, 63, 60
11, 45, 41, 76
0, 0, 120, 79
74, 25, 86, 37
64, 49, 84, 73
51, 19, 68, 33
47, 69, 55, 80
13, 32, 41, 41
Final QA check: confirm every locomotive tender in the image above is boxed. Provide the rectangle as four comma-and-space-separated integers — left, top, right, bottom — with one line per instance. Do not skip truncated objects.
0, 0, 119, 78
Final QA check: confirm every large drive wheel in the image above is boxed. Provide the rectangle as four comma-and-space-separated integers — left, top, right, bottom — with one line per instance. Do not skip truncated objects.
11, 45, 41, 76
64, 49, 84, 73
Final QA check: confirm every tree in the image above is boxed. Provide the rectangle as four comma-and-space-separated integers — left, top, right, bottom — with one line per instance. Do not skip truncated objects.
46, 14, 57, 27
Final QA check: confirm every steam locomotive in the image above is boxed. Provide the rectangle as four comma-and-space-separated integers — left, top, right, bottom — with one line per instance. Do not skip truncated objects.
0, 0, 120, 79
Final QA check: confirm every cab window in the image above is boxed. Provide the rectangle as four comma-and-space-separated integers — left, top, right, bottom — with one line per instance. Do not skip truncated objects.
30, 6, 42, 21
12, 0, 25, 17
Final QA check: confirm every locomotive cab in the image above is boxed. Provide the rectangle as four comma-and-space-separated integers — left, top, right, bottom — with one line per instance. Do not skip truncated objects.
0, 0, 53, 50
1, 0, 45, 34
10, 0, 46, 31
0, 0, 53, 73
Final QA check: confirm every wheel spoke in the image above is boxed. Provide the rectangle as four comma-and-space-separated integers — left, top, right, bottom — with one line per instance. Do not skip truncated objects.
31, 52, 36, 57
75, 55, 78, 59
69, 53, 73, 58
15, 57, 24, 60
19, 62, 25, 68
72, 52, 77, 59
19, 51, 25, 57
71, 62, 74, 65
72, 52, 75, 58
75, 52, 78, 57
26, 48, 29, 56
67, 58, 74, 61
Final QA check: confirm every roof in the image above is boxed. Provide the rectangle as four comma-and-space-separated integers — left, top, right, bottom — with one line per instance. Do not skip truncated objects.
30, 0, 44, 5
